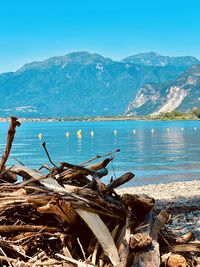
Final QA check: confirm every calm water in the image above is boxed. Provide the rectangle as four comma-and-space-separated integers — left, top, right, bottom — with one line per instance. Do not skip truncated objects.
0, 120, 200, 187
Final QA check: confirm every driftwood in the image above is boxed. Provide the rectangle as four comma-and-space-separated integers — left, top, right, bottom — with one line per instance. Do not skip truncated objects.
0, 117, 197, 267
0, 117, 21, 173
0, 116, 20, 183
0, 225, 59, 233
10, 165, 45, 182
132, 210, 170, 267
103, 172, 135, 193
164, 243, 200, 253
117, 206, 132, 267
76, 209, 120, 265
87, 157, 113, 170
38, 198, 77, 225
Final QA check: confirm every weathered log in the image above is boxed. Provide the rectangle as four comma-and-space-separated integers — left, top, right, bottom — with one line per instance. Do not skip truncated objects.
59, 162, 94, 176
0, 225, 59, 233
37, 198, 77, 225
0, 188, 26, 197
121, 193, 155, 222
59, 200, 77, 224
10, 165, 45, 184
132, 210, 170, 267
104, 172, 135, 193
163, 243, 200, 253
0, 116, 20, 178
39, 177, 124, 220
117, 206, 132, 267
63, 184, 81, 193
86, 158, 113, 171
40, 177, 70, 194
57, 161, 110, 185
2, 168, 17, 183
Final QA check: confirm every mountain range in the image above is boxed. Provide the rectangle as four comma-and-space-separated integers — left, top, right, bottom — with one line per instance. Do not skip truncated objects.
0, 51, 199, 117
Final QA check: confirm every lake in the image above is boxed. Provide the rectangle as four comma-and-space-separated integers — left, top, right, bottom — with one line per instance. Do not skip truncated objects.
0, 120, 200, 187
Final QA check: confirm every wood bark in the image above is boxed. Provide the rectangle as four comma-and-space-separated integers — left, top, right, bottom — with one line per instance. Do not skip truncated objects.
0, 225, 59, 233
0, 116, 20, 176
76, 209, 120, 266
163, 243, 200, 253
103, 172, 135, 193
132, 210, 170, 267
86, 158, 113, 170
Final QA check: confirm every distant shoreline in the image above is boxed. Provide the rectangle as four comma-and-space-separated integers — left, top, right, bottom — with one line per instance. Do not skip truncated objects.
0, 116, 145, 122
0, 114, 199, 122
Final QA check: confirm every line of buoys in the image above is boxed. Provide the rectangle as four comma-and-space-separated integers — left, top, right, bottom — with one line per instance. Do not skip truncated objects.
38, 126, 198, 139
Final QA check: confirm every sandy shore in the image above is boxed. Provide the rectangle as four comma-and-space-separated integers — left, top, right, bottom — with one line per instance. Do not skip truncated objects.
117, 179, 200, 201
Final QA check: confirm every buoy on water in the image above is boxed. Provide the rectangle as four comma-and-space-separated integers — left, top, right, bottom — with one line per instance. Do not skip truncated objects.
38, 133, 42, 140
194, 127, 197, 131
181, 127, 184, 131
114, 129, 117, 136
66, 132, 70, 138
90, 131, 94, 137
167, 128, 170, 132
133, 129, 136, 134
151, 129, 154, 133
77, 129, 82, 138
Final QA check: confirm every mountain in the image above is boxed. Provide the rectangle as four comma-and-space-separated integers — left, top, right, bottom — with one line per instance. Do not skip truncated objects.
0, 51, 199, 117
125, 64, 200, 115
123, 52, 199, 67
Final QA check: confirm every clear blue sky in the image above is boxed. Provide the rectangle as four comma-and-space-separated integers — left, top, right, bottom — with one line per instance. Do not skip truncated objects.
0, 0, 200, 73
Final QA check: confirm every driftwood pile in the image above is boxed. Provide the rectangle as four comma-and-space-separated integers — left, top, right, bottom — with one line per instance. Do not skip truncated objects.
0, 117, 198, 267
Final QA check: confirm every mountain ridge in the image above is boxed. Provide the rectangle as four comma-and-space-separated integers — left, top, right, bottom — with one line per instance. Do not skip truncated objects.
123, 51, 199, 67
0, 51, 199, 117
126, 64, 200, 115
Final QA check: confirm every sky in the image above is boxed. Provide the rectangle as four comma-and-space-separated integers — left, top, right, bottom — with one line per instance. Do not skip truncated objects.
0, 0, 200, 73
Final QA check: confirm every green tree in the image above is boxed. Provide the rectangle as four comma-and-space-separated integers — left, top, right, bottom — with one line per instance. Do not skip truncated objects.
192, 108, 200, 118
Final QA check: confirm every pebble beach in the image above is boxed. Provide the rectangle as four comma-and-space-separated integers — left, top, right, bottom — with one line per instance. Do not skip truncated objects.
118, 179, 200, 242
117, 180, 200, 201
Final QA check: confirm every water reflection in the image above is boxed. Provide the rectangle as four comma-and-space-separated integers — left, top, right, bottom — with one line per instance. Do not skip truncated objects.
0, 120, 199, 186
77, 136, 82, 154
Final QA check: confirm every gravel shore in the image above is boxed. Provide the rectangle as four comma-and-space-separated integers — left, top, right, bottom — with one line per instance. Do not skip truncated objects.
117, 179, 200, 201
118, 179, 200, 242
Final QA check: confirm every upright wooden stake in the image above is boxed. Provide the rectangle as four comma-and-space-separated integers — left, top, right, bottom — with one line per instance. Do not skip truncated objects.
0, 116, 21, 174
